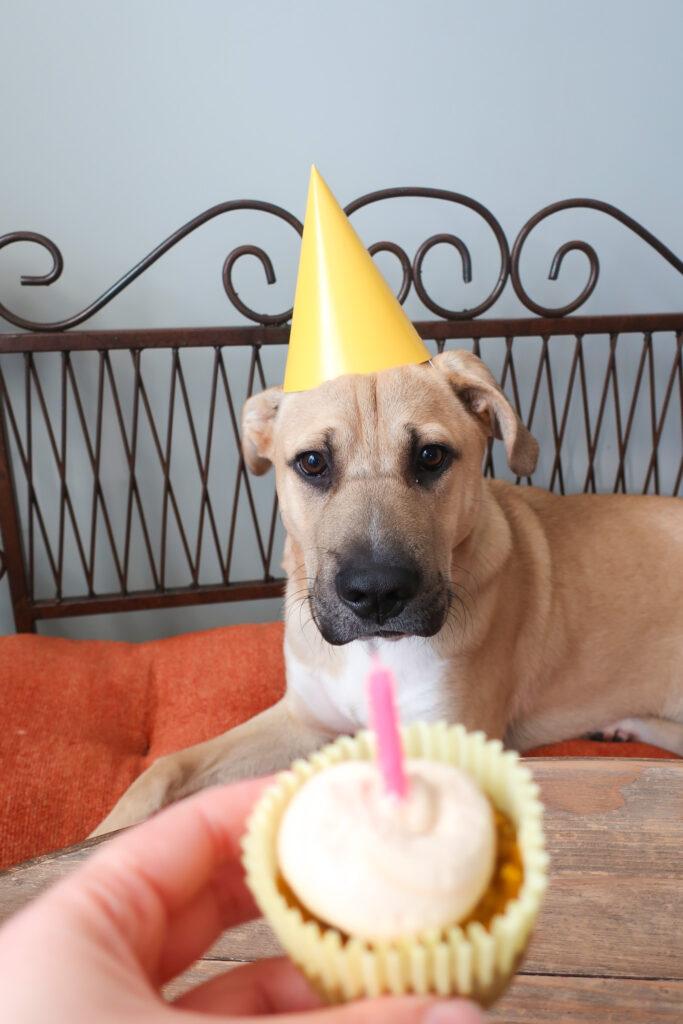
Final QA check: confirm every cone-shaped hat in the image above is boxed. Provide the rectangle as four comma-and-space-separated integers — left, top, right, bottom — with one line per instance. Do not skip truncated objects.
283, 167, 431, 392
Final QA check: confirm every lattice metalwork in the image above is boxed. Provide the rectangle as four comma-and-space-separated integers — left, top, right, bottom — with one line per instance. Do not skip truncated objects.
0, 342, 285, 620
464, 330, 683, 497
0, 325, 680, 626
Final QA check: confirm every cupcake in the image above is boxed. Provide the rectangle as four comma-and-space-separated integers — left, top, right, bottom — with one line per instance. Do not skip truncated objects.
242, 720, 547, 1006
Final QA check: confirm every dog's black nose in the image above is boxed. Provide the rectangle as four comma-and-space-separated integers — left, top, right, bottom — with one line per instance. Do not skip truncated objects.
335, 562, 420, 624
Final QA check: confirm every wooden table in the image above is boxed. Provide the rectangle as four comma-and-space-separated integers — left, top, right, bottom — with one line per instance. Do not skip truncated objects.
0, 758, 681, 1022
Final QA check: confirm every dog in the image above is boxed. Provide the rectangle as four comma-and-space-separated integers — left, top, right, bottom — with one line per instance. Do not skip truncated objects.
93, 349, 683, 835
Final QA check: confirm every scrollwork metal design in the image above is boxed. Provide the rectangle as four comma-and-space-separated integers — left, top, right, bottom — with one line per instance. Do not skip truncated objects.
367, 242, 413, 305
510, 198, 683, 318
413, 234, 473, 318
4, 231, 65, 287
0, 192, 681, 330
221, 245, 292, 326
346, 187, 510, 319
0, 202, 303, 332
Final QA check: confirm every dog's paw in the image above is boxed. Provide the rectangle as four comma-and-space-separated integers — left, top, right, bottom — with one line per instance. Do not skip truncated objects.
592, 718, 643, 743
589, 716, 683, 755
593, 720, 647, 745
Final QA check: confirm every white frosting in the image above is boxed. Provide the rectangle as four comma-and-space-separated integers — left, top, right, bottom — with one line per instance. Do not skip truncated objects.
277, 759, 496, 941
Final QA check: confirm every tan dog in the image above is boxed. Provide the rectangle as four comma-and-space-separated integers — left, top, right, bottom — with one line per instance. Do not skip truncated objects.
94, 350, 683, 835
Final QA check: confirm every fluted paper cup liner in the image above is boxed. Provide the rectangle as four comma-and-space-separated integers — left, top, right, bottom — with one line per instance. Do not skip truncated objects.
242, 722, 548, 1006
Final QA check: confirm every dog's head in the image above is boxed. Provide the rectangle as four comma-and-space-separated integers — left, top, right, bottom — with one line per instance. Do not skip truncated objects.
241, 350, 538, 645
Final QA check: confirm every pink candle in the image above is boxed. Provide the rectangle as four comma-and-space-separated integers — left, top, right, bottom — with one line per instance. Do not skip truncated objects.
366, 653, 409, 799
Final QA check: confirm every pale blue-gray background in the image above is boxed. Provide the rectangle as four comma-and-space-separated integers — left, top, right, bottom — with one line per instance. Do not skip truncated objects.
1, 0, 681, 639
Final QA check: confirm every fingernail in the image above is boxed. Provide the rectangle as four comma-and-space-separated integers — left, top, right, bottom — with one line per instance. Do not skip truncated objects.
423, 999, 487, 1024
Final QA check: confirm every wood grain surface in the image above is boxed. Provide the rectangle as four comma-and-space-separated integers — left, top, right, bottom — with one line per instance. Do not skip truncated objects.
1, 758, 681, 1022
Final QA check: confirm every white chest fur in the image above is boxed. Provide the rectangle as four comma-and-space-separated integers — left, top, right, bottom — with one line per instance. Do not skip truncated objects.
285, 636, 451, 734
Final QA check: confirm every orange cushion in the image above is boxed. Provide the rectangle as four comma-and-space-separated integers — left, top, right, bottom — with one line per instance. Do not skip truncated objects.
0, 622, 678, 870
0, 623, 286, 870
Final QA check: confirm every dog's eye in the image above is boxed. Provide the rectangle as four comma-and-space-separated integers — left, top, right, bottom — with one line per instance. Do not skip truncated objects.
417, 444, 448, 472
296, 451, 328, 478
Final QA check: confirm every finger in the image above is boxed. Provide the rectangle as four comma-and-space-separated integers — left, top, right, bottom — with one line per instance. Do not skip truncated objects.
88, 775, 272, 914
172, 956, 322, 1015
48, 776, 273, 975
173, 957, 486, 1024
155, 858, 255, 984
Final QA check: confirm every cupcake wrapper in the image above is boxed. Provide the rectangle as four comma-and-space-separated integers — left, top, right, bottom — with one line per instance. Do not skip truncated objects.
242, 722, 548, 1006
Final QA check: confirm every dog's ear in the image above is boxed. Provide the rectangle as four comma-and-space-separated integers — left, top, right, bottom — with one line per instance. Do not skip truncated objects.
241, 387, 283, 475
432, 350, 539, 477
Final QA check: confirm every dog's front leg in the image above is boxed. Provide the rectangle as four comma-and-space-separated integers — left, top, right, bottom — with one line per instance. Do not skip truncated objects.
90, 698, 334, 837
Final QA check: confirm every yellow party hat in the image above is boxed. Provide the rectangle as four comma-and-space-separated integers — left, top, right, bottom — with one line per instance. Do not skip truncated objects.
283, 167, 431, 392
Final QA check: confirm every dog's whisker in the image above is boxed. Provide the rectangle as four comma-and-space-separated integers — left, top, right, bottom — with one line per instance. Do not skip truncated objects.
444, 586, 471, 647
447, 578, 474, 600
286, 588, 314, 605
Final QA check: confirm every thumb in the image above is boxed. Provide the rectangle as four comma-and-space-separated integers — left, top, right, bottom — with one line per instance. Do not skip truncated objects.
191, 997, 489, 1024
318, 996, 487, 1024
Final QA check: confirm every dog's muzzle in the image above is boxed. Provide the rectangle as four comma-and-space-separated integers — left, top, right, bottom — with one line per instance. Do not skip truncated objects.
309, 552, 448, 645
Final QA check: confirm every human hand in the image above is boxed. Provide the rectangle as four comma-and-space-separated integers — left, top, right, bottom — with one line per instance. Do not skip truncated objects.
0, 777, 485, 1023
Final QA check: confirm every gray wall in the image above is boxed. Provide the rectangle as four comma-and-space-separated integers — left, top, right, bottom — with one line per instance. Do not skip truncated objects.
1, 0, 681, 639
